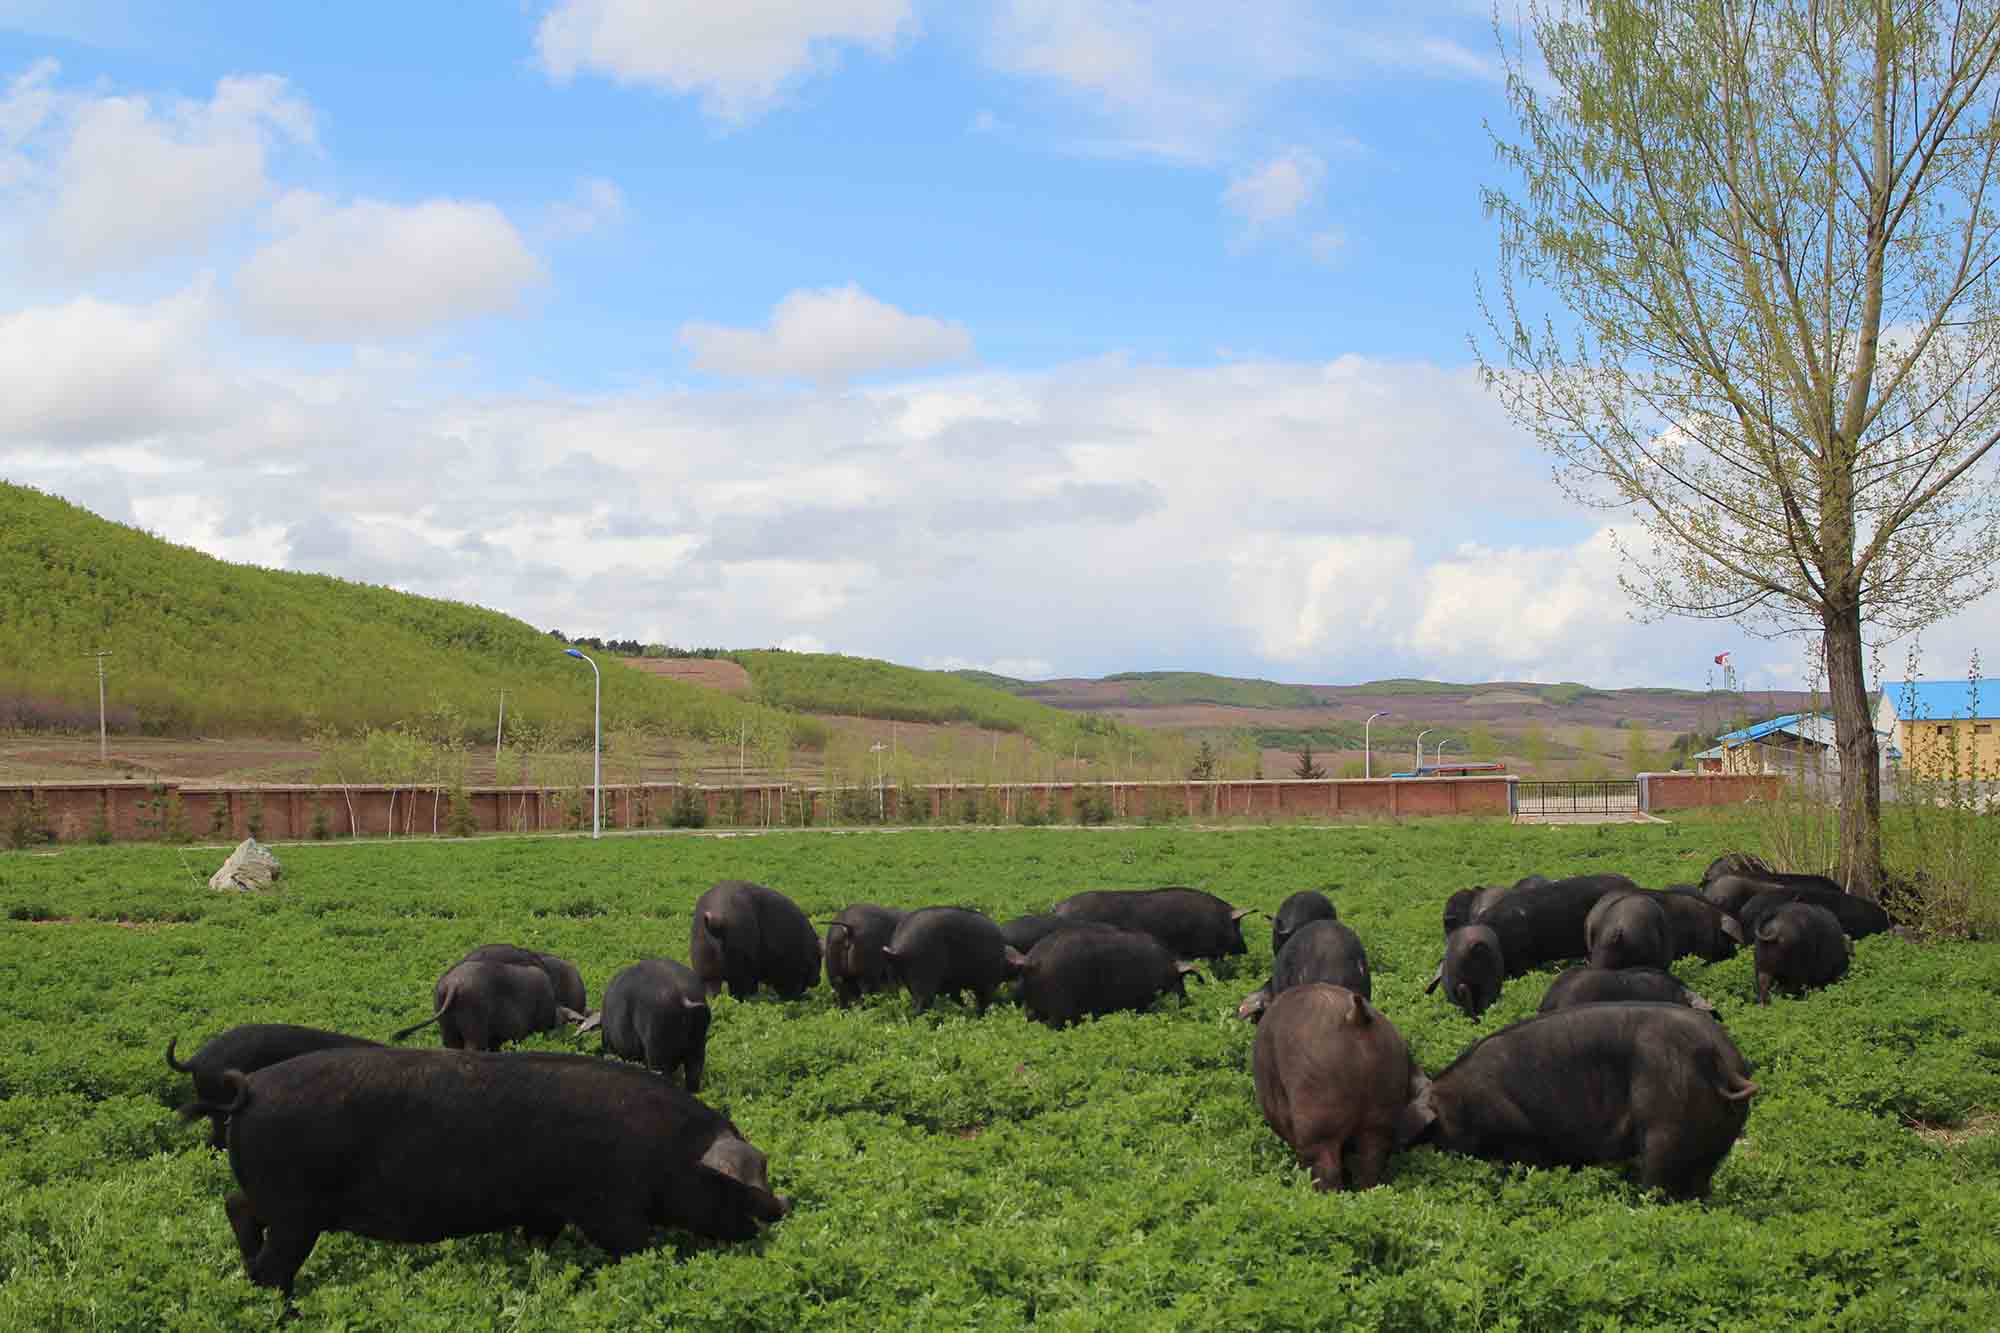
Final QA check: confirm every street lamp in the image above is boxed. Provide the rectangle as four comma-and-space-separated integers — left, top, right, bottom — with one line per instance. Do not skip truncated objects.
1437, 738, 1457, 767
1364, 711, 1389, 779
1415, 728, 1435, 774
871, 741, 888, 820
564, 648, 601, 839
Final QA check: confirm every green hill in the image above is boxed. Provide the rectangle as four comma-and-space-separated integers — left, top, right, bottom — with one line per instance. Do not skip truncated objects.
733, 650, 1148, 753
1099, 671, 1326, 709
0, 483, 797, 744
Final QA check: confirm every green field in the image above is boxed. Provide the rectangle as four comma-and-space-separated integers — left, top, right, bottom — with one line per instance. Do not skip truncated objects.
3, 819, 1997, 1330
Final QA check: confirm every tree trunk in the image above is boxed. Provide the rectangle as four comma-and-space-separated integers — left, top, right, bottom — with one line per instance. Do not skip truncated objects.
1823, 599, 1884, 900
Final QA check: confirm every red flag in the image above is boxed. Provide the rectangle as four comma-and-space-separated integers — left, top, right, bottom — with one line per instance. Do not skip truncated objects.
1713, 652, 1730, 665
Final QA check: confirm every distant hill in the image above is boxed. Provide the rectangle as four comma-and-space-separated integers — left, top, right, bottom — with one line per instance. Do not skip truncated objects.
735, 650, 1147, 753
0, 483, 795, 744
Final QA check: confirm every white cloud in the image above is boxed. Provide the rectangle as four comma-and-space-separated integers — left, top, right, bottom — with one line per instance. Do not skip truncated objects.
235, 194, 545, 340
680, 284, 974, 385
1308, 228, 1347, 263
1223, 147, 1324, 225
8, 66, 314, 275
0, 285, 226, 444
549, 176, 627, 235
923, 654, 1059, 679
10, 318, 1992, 690
535, 0, 916, 123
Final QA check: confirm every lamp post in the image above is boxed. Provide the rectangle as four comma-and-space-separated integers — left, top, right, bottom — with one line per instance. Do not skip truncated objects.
1436, 738, 1457, 767
1364, 711, 1389, 779
871, 741, 888, 821
564, 648, 601, 839
1415, 728, 1435, 774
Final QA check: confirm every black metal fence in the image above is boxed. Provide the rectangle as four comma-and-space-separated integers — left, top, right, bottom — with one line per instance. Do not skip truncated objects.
1516, 780, 1641, 814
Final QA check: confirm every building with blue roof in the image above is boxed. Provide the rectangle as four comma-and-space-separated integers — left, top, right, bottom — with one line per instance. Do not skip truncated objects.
1693, 712, 1851, 776
1875, 679, 1998, 779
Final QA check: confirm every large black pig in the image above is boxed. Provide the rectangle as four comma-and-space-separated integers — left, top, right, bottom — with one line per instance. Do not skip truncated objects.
586, 959, 711, 1091
1754, 902, 1851, 1005
392, 958, 575, 1051
824, 904, 906, 1007
1397, 1002, 1758, 1199
1736, 886, 1890, 939
689, 880, 822, 999
999, 913, 1078, 954
1253, 984, 1416, 1191
167, 1025, 382, 1148
1017, 924, 1203, 1027
1271, 890, 1337, 956
1049, 886, 1252, 959
1585, 892, 1675, 971
1640, 887, 1744, 961
1237, 919, 1370, 1021
187, 1048, 789, 1308
1537, 967, 1715, 1014
882, 907, 1023, 1014
1430, 874, 1639, 1017
458, 944, 588, 1014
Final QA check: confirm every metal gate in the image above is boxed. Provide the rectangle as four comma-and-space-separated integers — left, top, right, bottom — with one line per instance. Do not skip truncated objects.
1515, 780, 1640, 815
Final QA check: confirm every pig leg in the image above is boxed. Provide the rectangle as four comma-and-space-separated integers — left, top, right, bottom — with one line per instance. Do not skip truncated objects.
1347, 1128, 1393, 1191
576, 1207, 653, 1259
1304, 1140, 1346, 1192
682, 1049, 705, 1095
245, 1216, 321, 1303
224, 1190, 265, 1269
1640, 1127, 1712, 1201
973, 985, 995, 1015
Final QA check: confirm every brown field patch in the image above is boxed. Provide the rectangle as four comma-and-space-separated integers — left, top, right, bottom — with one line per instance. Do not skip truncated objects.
1908, 1111, 1998, 1147
618, 657, 751, 693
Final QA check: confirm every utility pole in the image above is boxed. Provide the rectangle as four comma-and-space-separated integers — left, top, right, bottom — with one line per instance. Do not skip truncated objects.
495, 690, 508, 768
85, 651, 111, 764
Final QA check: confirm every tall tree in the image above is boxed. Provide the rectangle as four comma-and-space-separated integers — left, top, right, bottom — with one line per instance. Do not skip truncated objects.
1481, 0, 2000, 896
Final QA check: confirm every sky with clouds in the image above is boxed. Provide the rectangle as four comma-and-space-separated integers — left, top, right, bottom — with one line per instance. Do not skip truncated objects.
0, 1, 1991, 692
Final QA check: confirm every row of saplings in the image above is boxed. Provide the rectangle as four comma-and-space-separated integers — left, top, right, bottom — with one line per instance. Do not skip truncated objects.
164, 853, 1881, 1313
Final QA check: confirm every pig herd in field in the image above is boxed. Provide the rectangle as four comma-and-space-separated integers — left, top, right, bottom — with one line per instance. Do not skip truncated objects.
165, 851, 1883, 1311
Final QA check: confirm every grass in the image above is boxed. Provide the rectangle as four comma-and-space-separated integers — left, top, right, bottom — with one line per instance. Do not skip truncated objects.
2, 814, 1997, 1329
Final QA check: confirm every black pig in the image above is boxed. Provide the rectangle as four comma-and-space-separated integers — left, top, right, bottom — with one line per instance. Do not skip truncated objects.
1397, 1002, 1758, 1199
689, 880, 822, 999
188, 1048, 789, 1309
1754, 902, 1851, 1004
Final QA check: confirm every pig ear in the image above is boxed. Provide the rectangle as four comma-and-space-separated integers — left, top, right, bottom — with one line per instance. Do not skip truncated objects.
1756, 920, 1779, 943
1175, 960, 1208, 985
1393, 1091, 1436, 1149
572, 1010, 602, 1034
1003, 946, 1029, 975
703, 910, 725, 935
1235, 989, 1269, 1021
1230, 907, 1255, 921
1720, 915, 1746, 943
1344, 992, 1372, 1027
1423, 963, 1444, 995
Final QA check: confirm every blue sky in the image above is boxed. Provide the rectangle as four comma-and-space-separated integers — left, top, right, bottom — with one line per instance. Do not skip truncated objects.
0, 1, 1990, 692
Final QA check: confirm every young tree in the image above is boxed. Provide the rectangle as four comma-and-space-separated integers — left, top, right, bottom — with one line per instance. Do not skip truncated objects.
1482, 1, 2000, 896
1188, 740, 1219, 782
1292, 744, 1328, 779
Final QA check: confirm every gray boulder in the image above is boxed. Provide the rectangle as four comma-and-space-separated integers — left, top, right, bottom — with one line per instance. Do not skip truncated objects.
209, 838, 282, 892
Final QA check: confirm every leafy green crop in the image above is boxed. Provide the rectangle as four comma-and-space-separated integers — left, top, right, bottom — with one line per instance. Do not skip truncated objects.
0, 814, 1995, 1330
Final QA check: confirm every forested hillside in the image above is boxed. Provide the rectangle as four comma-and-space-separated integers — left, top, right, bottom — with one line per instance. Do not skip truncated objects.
0, 484, 795, 744
732, 650, 1149, 755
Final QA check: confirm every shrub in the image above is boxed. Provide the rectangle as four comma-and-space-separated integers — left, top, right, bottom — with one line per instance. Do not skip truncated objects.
669, 784, 707, 829
158, 791, 192, 844
87, 796, 113, 846
446, 786, 478, 838
207, 797, 230, 839
244, 793, 265, 842
309, 800, 332, 841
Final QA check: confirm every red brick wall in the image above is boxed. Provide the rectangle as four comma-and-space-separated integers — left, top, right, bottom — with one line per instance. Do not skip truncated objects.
1641, 772, 1784, 810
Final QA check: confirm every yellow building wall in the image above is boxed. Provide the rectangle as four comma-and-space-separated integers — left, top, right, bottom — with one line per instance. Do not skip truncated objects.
1895, 717, 2000, 780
